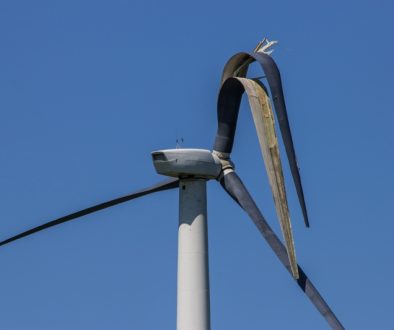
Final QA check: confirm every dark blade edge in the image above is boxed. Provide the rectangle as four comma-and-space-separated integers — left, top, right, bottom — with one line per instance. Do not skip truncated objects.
220, 52, 310, 228
253, 53, 310, 228
0, 178, 179, 247
219, 171, 344, 329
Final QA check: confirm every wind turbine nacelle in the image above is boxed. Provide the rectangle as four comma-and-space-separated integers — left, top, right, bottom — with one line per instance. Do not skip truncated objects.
152, 149, 222, 179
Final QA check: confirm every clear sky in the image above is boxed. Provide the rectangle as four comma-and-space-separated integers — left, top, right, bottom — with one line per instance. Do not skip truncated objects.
1, 0, 393, 329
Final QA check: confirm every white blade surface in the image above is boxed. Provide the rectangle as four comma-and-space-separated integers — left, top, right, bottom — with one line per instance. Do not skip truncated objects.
237, 77, 299, 279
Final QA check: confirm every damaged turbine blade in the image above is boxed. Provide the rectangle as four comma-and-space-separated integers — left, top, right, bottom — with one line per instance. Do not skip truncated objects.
219, 51, 310, 228
238, 77, 298, 278
213, 76, 299, 279
255, 38, 278, 55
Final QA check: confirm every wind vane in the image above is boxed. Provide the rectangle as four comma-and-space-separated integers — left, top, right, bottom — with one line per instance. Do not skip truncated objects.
0, 39, 344, 330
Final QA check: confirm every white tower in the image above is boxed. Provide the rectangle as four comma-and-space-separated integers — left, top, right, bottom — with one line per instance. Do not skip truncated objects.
152, 149, 221, 330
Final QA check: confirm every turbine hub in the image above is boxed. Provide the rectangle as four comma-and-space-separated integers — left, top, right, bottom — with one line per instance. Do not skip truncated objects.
152, 149, 222, 179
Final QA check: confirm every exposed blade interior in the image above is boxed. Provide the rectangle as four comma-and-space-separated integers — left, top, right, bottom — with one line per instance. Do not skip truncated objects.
0, 178, 179, 247
220, 51, 310, 228
237, 77, 298, 278
219, 170, 344, 330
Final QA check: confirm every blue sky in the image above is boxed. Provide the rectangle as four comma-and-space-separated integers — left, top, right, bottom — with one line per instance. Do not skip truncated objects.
1, 0, 393, 329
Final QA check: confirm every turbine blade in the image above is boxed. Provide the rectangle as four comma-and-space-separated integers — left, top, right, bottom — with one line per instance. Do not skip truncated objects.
219, 171, 344, 330
0, 178, 179, 247
221, 52, 310, 228
254, 52, 310, 228
238, 77, 298, 278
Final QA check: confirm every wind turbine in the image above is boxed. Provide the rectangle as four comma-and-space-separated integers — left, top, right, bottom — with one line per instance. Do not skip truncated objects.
0, 40, 344, 330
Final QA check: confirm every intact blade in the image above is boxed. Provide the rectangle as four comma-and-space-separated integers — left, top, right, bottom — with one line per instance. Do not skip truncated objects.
219, 171, 344, 330
0, 178, 179, 247
237, 77, 298, 279
221, 52, 310, 228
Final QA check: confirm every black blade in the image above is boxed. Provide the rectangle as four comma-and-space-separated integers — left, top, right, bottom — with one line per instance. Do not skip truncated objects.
221, 52, 310, 227
219, 171, 344, 329
0, 178, 179, 247
213, 78, 244, 154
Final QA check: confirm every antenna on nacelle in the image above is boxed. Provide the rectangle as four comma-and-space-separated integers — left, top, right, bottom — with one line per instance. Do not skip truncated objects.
176, 137, 184, 149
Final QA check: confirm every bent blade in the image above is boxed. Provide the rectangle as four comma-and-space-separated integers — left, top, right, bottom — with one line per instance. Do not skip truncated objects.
238, 77, 298, 278
254, 52, 310, 228
221, 51, 310, 227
